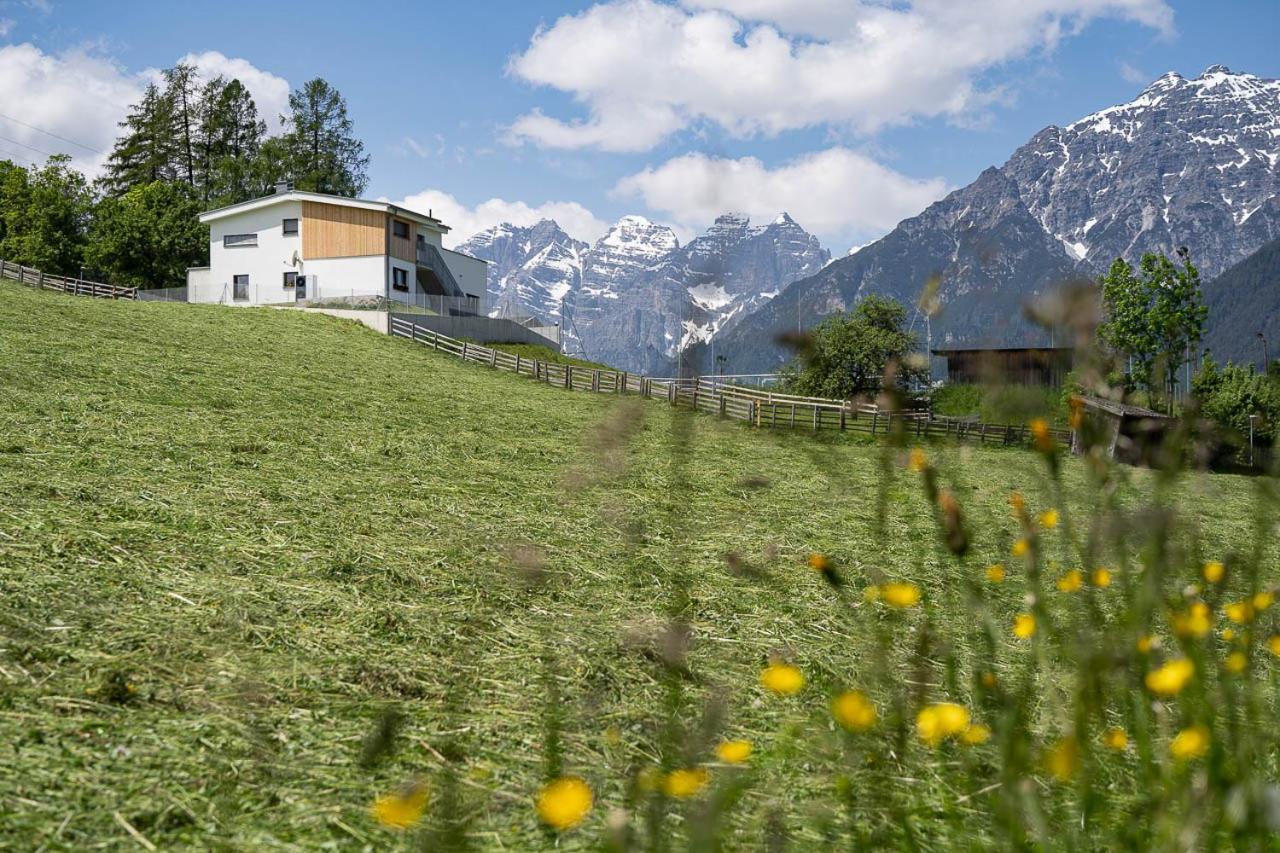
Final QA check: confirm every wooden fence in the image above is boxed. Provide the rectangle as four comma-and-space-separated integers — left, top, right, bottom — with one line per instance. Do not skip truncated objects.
389, 316, 1073, 447
0, 259, 137, 300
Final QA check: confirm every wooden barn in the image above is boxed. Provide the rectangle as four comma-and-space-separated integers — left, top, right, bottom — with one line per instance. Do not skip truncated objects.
1070, 396, 1175, 466
931, 346, 1075, 387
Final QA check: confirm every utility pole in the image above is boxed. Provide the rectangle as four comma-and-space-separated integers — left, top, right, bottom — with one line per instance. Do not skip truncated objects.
1259, 331, 1270, 373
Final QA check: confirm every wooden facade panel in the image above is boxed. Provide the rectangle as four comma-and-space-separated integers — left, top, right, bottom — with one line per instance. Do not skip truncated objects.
302, 202, 386, 258
389, 217, 416, 263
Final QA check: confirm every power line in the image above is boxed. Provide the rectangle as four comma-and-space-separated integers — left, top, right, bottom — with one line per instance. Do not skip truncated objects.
0, 146, 38, 166
0, 111, 102, 154
0, 133, 60, 159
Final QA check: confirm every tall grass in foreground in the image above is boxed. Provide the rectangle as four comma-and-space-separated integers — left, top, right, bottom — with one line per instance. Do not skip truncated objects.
365, 292, 1280, 849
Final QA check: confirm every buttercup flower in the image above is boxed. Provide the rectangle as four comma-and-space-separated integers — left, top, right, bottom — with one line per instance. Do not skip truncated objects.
715, 739, 753, 764
1269, 635, 1280, 657
1203, 561, 1225, 584
1057, 570, 1083, 593
372, 782, 429, 830
807, 553, 829, 572
1103, 728, 1128, 751
1012, 538, 1030, 558
1136, 634, 1157, 654
985, 564, 1006, 583
880, 582, 921, 608
1224, 651, 1247, 674
663, 767, 709, 798
1038, 509, 1060, 529
1172, 602, 1213, 638
1170, 725, 1210, 761
979, 671, 998, 689
1091, 568, 1112, 588
908, 447, 927, 473
916, 703, 971, 747
1044, 736, 1080, 782
1253, 591, 1275, 612
1030, 418, 1053, 452
831, 690, 877, 732
760, 662, 805, 695
537, 777, 592, 830
1013, 613, 1037, 639
1145, 658, 1194, 696
1225, 600, 1256, 624
960, 723, 991, 745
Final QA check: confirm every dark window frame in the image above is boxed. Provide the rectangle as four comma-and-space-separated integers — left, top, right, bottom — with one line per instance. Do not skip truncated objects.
233, 274, 249, 301
392, 219, 410, 240
224, 233, 258, 248
282, 218, 299, 236
283, 271, 297, 288
392, 267, 409, 291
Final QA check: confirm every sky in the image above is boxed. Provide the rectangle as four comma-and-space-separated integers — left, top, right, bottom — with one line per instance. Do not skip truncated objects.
0, 0, 1277, 251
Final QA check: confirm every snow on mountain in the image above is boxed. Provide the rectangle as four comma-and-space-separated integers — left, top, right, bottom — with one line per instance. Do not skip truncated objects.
454, 220, 586, 324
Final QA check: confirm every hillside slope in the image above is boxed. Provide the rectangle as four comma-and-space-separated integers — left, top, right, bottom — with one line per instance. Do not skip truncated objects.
0, 285, 1270, 848
1202, 235, 1280, 366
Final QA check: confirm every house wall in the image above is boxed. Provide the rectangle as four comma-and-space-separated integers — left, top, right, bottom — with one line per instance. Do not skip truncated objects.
389, 217, 416, 263
195, 200, 304, 305
303, 256, 388, 302
440, 248, 488, 305
302, 201, 385, 259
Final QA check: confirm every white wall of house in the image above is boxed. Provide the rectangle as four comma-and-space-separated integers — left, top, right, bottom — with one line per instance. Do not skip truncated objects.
193, 199, 303, 305
303, 256, 387, 302
440, 248, 488, 307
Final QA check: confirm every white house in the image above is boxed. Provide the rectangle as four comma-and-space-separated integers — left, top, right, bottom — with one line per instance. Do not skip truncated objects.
186, 183, 487, 313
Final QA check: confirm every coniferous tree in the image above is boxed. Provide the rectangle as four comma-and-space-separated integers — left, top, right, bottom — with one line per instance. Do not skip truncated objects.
163, 62, 201, 189
203, 78, 267, 204
102, 83, 178, 194
277, 78, 369, 197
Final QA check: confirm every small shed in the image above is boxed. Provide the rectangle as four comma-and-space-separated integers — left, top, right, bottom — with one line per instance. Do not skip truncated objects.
931, 346, 1075, 387
1071, 396, 1175, 466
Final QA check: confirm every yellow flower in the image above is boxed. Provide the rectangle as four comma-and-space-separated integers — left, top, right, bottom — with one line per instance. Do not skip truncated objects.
1171, 602, 1213, 638
1170, 725, 1210, 761
1044, 736, 1079, 782
1011, 538, 1030, 558
1145, 658, 1194, 696
663, 767, 709, 798
807, 553, 829, 572
1225, 600, 1256, 624
1224, 651, 1247, 674
831, 690, 877, 732
1030, 418, 1053, 452
985, 564, 1006, 583
1203, 561, 1225, 584
1038, 509, 1060, 529
979, 671, 998, 689
1068, 396, 1085, 430
715, 739, 753, 764
1009, 491, 1026, 516
1056, 569, 1083, 593
760, 662, 805, 695
537, 777, 592, 830
862, 585, 880, 603
1268, 635, 1280, 657
1221, 628, 1236, 642
916, 703, 970, 747
1013, 613, 1037, 639
1136, 634, 1156, 654
1103, 728, 1128, 751
879, 582, 921, 608
1091, 568, 1112, 588
371, 782, 429, 830
960, 723, 992, 745
1253, 591, 1275, 612
908, 447, 927, 473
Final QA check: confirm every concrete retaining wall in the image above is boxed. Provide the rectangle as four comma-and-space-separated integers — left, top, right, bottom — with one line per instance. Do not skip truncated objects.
390, 313, 560, 349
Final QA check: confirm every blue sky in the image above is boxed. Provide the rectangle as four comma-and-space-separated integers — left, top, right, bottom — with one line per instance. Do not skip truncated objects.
1, 0, 1277, 250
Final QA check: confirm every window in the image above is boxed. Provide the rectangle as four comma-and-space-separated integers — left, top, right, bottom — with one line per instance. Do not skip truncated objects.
282, 218, 299, 235
233, 275, 249, 301
392, 267, 409, 291
224, 233, 258, 248
283, 271, 297, 288
392, 220, 410, 240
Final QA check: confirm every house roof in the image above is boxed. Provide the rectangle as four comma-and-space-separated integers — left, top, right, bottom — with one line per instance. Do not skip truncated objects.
930, 345, 1074, 355
1078, 396, 1172, 419
198, 189, 449, 232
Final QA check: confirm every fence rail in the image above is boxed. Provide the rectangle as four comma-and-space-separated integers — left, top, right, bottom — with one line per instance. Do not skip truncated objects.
389, 316, 1073, 447
0, 259, 137, 300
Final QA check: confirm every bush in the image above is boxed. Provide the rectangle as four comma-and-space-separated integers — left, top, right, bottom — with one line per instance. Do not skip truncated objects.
1192, 356, 1280, 452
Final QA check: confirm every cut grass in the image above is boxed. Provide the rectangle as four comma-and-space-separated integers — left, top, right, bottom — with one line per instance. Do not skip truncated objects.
488, 341, 612, 370
0, 281, 1274, 848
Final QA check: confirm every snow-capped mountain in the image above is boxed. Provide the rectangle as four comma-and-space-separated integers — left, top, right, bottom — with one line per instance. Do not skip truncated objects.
713, 65, 1280, 373
456, 212, 828, 373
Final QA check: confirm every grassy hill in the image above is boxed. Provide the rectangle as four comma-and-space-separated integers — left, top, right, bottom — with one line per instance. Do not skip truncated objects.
1, 282, 1276, 849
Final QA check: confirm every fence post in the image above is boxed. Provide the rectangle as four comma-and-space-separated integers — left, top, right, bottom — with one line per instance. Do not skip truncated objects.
515, 354, 522, 374
872, 412, 879, 434
592, 369, 600, 393
490, 348, 497, 368
37, 270, 44, 290
839, 407, 846, 431
813, 407, 819, 431
565, 366, 572, 390
719, 395, 727, 418
461, 342, 468, 361
621, 371, 628, 393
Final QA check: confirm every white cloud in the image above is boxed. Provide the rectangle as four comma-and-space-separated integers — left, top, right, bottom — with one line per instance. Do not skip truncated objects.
1119, 60, 1149, 84
613, 147, 948, 246
0, 18, 15, 37
0, 43, 290, 178
395, 188, 610, 248
508, 0, 1174, 152
175, 50, 291, 133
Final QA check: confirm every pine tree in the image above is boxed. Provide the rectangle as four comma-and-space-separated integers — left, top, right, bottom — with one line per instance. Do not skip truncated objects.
278, 78, 369, 197
102, 83, 178, 195
163, 63, 201, 189
203, 78, 267, 204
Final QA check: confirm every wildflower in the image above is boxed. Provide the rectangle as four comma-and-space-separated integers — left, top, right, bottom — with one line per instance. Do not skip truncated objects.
908, 447, 927, 473
1171, 602, 1213, 638
1030, 418, 1054, 452
1056, 569, 1083, 593
371, 782, 429, 830
1145, 658, 1194, 696
1253, 590, 1275, 612
1011, 538, 1030, 558
985, 564, 1006, 583
1038, 509, 1060, 529
1203, 561, 1225, 584
916, 703, 971, 747
760, 662, 805, 695
715, 739, 753, 764
1136, 634, 1156, 654
1224, 651, 1247, 674
1068, 396, 1085, 430
1044, 736, 1080, 782
1225, 600, 1256, 624
537, 777, 592, 830
960, 723, 992, 745
1103, 728, 1128, 751
831, 690, 877, 732
979, 671, 998, 689
807, 553, 829, 572
663, 767, 709, 798
1221, 628, 1236, 642
1170, 725, 1210, 761
1091, 568, 1112, 588
879, 582, 921, 608
1009, 491, 1026, 516
1013, 613, 1037, 639
1269, 635, 1280, 657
